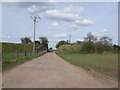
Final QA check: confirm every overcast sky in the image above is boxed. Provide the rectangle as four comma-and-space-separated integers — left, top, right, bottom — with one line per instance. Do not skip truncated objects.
1, 2, 118, 48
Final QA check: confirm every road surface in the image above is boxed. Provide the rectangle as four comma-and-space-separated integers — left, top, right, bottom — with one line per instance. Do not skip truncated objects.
3, 53, 118, 88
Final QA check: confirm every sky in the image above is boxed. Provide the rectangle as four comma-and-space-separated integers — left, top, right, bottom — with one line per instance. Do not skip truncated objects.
1, 1, 118, 48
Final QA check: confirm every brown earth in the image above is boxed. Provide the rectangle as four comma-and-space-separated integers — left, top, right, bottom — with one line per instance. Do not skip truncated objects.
2, 53, 118, 88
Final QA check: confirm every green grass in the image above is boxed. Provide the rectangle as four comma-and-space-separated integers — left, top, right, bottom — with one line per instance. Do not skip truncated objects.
2, 52, 33, 61
2, 42, 46, 71
2, 52, 47, 71
56, 51, 118, 78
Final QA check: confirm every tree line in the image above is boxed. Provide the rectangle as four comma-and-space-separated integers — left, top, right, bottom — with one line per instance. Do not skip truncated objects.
20, 37, 49, 50
56, 32, 119, 54
21, 37, 48, 44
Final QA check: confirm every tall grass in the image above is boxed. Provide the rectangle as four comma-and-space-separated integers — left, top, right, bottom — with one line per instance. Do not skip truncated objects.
2, 42, 46, 71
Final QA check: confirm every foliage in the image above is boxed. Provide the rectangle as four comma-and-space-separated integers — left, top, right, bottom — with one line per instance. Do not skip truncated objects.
3, 52, 47, 71
75, 41, 83, 44
20, 37, 32, 44
2, 43, 33, 52
56, 32, 118, 54
2, 43, 42, 52
81, 42, 95, 53
58, 44, 82, 54
50, 47, 53, 50
39, 37, 48, 45
39, 37, 49, 50
113, 44, 120, 54
84, 32, 97, 42
83, 32, 113, 54
99, 36, 112, 46
56, 40, 69, 48
2, 43, 47, 71
35, 41, 40, 44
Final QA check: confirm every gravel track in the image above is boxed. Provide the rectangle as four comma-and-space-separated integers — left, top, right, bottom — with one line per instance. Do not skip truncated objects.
3, 53, 118, 88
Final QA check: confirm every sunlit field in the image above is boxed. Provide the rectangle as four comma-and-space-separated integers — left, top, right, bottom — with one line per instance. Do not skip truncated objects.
56, 45, 118, 78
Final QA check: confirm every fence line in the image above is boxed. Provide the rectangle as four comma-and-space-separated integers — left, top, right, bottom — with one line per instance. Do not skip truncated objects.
2, 46, 48, 61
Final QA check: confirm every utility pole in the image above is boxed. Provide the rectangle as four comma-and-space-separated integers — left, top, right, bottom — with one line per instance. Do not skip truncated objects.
33, 16, 36, 54
69, 34, 71, 44
31, 16, 41, 54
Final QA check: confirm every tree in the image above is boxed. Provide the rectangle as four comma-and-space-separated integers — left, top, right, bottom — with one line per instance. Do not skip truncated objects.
76, 41, 83, 44
84, 32, 97, 42
39, 37, 48, 45
39, 37, 49, 50
94, 36, 112, 53
56, 40, 69, 48
34, 41, 40, 44
81, 42, 95, 53
94, 41, 105, 53
50, 47, 53, 50
113, 44, 119, 53
20, 37, 32, 44
99, 36, 112, 46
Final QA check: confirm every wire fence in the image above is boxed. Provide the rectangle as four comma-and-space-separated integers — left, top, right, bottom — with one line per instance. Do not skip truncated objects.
2, 46, 47, 62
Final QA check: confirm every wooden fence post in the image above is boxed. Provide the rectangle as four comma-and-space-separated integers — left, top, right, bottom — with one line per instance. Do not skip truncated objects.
16, 50, 18, 59
30, 51, 32, 56
25, 51, 26, 56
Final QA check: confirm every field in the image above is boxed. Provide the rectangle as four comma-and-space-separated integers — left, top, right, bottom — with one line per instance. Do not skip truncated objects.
2, 43, 46, 71
56, 45, 118, 78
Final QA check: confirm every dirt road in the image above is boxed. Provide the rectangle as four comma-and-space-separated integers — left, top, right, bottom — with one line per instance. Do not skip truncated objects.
3, 53, 118, 88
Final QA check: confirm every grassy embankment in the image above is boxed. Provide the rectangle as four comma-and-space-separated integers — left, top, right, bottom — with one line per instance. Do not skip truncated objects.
2, 43, 47, 71
56, 44, 118, 78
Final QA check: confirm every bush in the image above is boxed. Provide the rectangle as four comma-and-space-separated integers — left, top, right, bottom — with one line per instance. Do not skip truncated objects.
56, 41, 69, 48
94, 43, 104, 54
58, 44, 82, 52
81, 42, 95, 54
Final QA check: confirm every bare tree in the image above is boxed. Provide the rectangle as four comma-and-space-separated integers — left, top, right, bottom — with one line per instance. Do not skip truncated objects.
99, 36, 112, 46
84, 32, 97, 42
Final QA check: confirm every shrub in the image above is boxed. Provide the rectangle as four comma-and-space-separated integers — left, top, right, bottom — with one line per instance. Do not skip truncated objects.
81, 42, 95, 54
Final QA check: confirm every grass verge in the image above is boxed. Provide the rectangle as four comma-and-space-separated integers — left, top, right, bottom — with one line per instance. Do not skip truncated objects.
2, 52, 47, 71
56, 52, 118, 78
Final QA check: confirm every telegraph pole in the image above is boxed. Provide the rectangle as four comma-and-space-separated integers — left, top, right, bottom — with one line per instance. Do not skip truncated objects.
69, 34, 71, 44
31, 16, 41, 54
33, 16, 36, 54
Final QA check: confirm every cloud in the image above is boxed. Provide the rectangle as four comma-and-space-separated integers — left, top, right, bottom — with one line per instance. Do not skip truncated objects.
45, 9, 81, 22
53, 34, 67, 39
3, 0, 56, 2
76, 38, 84, 41
44, 8, 93, 29
68, 23, 79, 30
60, 5, 84, 13
3, 2, 55, 14
49, 39, 60, 42
49, 34, 68, 43
0, 35, 11, 42
27, 3, 55, 14
0, 35, 10, 39
99, 29, 108, 34
74, 19, 94, 26
47, 22, 61, 30
3, 2, 93, 26
92, 29, 109, 38
68, 19, 94, 30
3, 2, 94, 30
